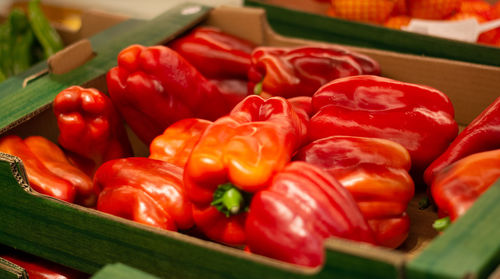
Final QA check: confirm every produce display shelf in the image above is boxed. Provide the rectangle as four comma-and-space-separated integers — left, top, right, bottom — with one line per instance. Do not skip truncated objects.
0, 3, 498, 279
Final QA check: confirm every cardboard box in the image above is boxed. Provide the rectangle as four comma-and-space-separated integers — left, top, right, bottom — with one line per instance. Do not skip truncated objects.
0, 3, 498, 279
245, 0, 500, 67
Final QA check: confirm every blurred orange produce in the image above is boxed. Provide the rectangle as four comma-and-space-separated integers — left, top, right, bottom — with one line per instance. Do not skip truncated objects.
407, 0, 462, 19
331, 0, 397, 24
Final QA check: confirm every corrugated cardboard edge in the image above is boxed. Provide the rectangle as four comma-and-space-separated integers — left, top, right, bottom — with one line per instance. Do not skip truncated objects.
47, 39, 94, 75
0, 258, 28, 279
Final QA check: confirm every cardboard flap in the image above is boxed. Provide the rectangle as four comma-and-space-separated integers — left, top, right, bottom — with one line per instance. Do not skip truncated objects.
79, 9, 129, 39
47, 39, 94, 75
204, 5, 268, 46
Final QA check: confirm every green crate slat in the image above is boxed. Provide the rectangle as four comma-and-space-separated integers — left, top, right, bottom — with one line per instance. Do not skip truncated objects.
407, 182, 500, 279
244, 0, 500, 67
91, 263, 160, 279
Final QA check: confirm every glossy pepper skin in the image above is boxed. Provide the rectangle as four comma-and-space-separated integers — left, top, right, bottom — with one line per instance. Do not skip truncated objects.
0, 135, 79, 203
248, 45, 380, 98
169, 27, 255, 107
169, 26, 255, 80
246, 161, 375, 267
184, 95, 306, 245
309, 75, 458, 174
95, 157, 193, 231
23, 136, 98, 207
53, 86, 133, 175
424, 97, 500, 185
106, 44, 231, 145
295, 136, 414, 248
431, 149, 500, 221
149, 118, 211, 167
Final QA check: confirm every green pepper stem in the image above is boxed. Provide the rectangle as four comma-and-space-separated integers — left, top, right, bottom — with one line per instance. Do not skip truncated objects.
211, 183, 246, 217
433, 216, 451, 232
253, 81, 263, 95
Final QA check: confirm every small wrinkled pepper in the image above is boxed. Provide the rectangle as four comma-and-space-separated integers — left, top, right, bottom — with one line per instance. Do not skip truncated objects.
107, 45, 232, 145
424, 97, 500, 185
309, 75, 458, 175
0, 135, 96, 205
168, 26, 255, 80
248, 45, 380, 98
149, 118, 212, 167
431, 149, 500, 231
184, 95, 307, 245
245, 161, 375, 267
294, 136, 415, 248
95, 157, 193, 231
53, 86, 133, 176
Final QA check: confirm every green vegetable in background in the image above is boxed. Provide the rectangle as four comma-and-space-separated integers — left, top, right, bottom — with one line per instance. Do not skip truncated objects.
8, 9, 34, 75
0, 0, 65, 83
28, 0, 64, 58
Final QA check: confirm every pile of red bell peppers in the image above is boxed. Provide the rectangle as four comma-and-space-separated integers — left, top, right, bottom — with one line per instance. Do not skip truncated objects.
1, 26, 498, 269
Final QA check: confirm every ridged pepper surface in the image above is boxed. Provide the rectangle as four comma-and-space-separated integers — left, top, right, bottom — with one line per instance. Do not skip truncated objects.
309, 75, 458, 175
295, 136, 414, 248
106, 44, 232, 145
169, 27, 255, 107
0, 135, 95, 205
431, 149, 500, 230
425, 97, 500, 185
248, 45, 380, 98
95, 157, 193, 231
149, 118, 211, 167
53, 86, 132, 176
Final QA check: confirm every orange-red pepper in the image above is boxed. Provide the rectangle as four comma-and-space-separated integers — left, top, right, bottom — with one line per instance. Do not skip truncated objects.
295, 136, 414, 248
431, 149, 500, 230
149, 118, 211, 167
184, 95, 306, 245
96, 157, 193, 231
0, 135, 96, 205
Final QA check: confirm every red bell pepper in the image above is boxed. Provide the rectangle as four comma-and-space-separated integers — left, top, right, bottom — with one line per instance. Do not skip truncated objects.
0, 135, 80, 203
295, 136, 415, 248
95, 157, 193, 231
149, 118, 211, 167
248, 45, 380, 98
168, 26, 255, 80
288, 96, 313, 127
309, 75, 458, 175
53, 86, 133, 175
106, 45, 232, 145
245, 161, 375, 267
431, 149, 500, 230
24, 136, 98, 207
424, 97, 500, 185
184, 95, 307, 245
